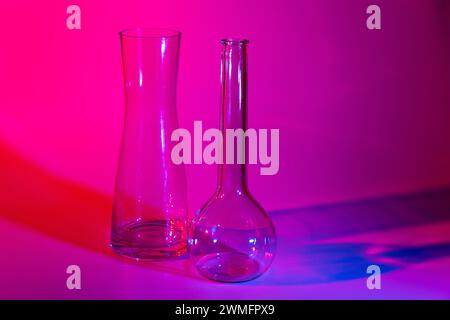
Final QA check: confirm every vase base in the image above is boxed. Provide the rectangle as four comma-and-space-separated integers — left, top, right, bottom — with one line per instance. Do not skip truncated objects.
195, 252, 264, 282
111, 220, 187, 261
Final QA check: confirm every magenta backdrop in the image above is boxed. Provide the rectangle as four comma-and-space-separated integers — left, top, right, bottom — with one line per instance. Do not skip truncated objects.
1, 0, 450, 299
1, 1, 450, 211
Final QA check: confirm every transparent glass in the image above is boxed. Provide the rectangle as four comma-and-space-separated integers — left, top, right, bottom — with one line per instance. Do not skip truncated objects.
111, 28, 188, 260
190, 39, 276, 282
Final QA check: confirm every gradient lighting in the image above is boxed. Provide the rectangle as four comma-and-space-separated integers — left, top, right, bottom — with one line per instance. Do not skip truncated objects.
1, 0, 450, 299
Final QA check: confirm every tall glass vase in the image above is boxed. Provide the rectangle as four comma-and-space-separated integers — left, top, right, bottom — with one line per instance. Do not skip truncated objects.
190, 39, 276, 282
111, 28, 188, 260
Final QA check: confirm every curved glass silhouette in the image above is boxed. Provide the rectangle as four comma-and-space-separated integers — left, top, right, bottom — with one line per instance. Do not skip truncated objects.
111, 28, 188, 260
190, 39, 276, 282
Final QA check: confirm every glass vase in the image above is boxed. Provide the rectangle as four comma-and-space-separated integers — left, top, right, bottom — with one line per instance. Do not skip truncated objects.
111, 28, 188, 260
190, 39, 276, 282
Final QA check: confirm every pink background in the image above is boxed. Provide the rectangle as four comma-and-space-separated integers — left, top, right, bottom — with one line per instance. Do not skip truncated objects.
1, 0, 450, 299
1, 0, 449, 212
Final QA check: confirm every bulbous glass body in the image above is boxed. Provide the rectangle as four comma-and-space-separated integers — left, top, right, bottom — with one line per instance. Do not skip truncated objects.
191, 191, 276, 282
190, 39, 276, 282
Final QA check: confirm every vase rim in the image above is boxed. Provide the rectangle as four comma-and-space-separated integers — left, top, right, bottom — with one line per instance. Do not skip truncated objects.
119, 28, 181, 39
221, 38, 249, 45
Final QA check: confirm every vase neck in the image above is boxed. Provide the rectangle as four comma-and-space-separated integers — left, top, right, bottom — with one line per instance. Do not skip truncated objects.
218, 39, 249, 194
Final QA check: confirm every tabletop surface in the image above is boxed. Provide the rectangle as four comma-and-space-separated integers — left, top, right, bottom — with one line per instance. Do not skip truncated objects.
1, 180, 450, 299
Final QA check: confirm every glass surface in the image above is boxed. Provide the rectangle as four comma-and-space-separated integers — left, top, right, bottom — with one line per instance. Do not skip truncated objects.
111, 28, 188, 260
190, 39, 277, 282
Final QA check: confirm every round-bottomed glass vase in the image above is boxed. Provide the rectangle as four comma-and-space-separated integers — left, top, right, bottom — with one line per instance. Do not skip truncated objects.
190, 39, 276, 282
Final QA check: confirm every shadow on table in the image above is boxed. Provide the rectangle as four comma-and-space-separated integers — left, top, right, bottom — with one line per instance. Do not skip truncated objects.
253, 241, 450, 285
253, 191, 450, 285
0, 140, 201, 280
270, 188, 450, 242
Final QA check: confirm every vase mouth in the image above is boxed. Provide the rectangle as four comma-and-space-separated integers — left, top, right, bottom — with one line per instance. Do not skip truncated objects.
221, 38, 249, 46
119, 28, 181, 39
